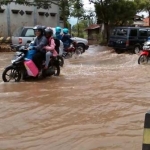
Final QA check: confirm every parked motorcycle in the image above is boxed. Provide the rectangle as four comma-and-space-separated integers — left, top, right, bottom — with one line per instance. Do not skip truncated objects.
62, 42, 82, 59
138, 41, 150, 64
2, 44, 60, 82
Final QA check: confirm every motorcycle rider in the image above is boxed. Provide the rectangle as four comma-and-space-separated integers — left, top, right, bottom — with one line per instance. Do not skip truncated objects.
29, 25, 48, 71
61, 28, 74, 49
55, 26, 62, 40
53, 26, 64, 55
44, 27, 58, 69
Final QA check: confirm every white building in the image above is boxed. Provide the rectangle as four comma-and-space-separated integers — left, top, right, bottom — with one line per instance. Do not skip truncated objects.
0, 1, 63, 37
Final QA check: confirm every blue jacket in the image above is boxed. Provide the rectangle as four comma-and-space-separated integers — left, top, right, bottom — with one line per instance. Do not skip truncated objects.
61, 34, 73, 49
55, 33, 62, 40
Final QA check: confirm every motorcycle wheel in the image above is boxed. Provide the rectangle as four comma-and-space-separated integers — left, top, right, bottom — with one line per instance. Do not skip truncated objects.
2, 66, 21, 82
57, 55, 64, 67
73, 49, 81, 59
51, 65, 60, 76
63, 52, 72, 59
138, 55, 148, 64
77, 44, 85, 53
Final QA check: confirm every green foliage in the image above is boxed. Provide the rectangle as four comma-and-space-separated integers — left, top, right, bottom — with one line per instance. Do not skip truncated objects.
95, 0, 137, 26
89, 0, 143, 41
72, 20, 88, 38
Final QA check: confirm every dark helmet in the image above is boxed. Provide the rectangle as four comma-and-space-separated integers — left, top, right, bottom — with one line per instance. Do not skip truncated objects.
42, 26, 47, 35
33, 25, 44, 36
33, 25, 43, 31
45, 27, 53, 37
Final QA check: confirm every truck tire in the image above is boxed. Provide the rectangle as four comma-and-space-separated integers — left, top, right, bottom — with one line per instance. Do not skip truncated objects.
77, 44, 85, 53
134, 46, 140, 54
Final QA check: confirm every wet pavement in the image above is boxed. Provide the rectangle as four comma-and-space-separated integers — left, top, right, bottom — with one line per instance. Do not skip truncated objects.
0, 45, 149, 150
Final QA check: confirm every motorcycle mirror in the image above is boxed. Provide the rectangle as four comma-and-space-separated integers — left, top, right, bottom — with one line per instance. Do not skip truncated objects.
27, 40, 31, 43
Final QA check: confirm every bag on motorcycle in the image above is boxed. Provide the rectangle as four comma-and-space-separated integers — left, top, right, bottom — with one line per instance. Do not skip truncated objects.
24, 60, 39, 77
25, 49, 36, 60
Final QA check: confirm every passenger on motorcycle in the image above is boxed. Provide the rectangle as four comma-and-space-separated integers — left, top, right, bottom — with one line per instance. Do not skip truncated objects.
30, 25, 48, 70
55, 26, 62, 40
61, 28, 73, 49
44, 27, 58, 69
53, 26, 64, 55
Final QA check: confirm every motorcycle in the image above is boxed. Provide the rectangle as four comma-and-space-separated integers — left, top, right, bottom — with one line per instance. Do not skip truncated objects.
2, 43, 60, 82
62, 42, 82, 59
138, 41, 150, 64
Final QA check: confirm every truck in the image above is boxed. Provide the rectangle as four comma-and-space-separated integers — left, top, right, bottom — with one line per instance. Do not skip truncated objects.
11, 26, 89, 53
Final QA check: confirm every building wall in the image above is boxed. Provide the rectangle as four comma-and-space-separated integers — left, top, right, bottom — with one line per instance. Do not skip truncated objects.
87, 28, 100, 45
0, 2, 63, 37
143, 17, 150, 26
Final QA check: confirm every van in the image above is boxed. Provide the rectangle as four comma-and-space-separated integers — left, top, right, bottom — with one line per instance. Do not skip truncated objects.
108, 27, 150, 54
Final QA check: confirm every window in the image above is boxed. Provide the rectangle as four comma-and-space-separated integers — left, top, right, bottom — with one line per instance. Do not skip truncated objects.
25, 29, 35, 37
139, 29, 147, 36
129, 29, 137, 36
116, 28, 128, 36
12, 27, 23, 37
111, 29, 117, 36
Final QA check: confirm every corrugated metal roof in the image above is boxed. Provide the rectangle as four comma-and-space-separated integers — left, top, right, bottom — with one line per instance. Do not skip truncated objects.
85, 24, 101, 30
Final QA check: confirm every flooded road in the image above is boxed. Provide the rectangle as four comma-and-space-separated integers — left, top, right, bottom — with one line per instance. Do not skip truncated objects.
0, 46, 149, 150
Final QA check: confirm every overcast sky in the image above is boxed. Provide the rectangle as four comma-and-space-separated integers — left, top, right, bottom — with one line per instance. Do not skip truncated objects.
83, 0, 94, 10
68, 0, 94, 26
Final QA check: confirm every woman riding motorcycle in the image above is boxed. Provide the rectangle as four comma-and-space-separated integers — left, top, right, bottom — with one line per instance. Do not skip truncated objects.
29, 25, 48, 70
44, 27, 58, 69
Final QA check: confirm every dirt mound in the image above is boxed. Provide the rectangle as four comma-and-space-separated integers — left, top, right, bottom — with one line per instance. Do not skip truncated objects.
0, 44, 11, 52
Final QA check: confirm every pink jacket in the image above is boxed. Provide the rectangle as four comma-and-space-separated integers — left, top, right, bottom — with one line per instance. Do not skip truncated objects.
44, 38, 58, 57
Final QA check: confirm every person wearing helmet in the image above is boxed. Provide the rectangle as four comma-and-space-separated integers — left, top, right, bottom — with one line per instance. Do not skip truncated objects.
61, 28, 73, 49
55, 26, 62, 40
30, 25, 48, 70
42, 26, 47, 35
53, 26, 64, 55
44, 27, 58, 69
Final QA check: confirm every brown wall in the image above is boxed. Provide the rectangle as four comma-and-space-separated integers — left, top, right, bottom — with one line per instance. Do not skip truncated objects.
87, 28, 100, 45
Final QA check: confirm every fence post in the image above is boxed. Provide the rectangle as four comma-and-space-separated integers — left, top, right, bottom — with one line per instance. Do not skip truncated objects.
142, 111, 150, 150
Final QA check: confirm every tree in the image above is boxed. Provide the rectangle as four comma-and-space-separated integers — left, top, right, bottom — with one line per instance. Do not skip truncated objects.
72, 20, 88, 37
89, 0, 138, 42
83, 9, 96, 26
0, 0, 59, 9
59, 0, 70, 28
70, 0, 85, 36
135, 0, 150, 26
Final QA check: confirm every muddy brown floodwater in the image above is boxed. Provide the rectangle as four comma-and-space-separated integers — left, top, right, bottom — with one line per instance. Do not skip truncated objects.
0, 45, 150, 150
